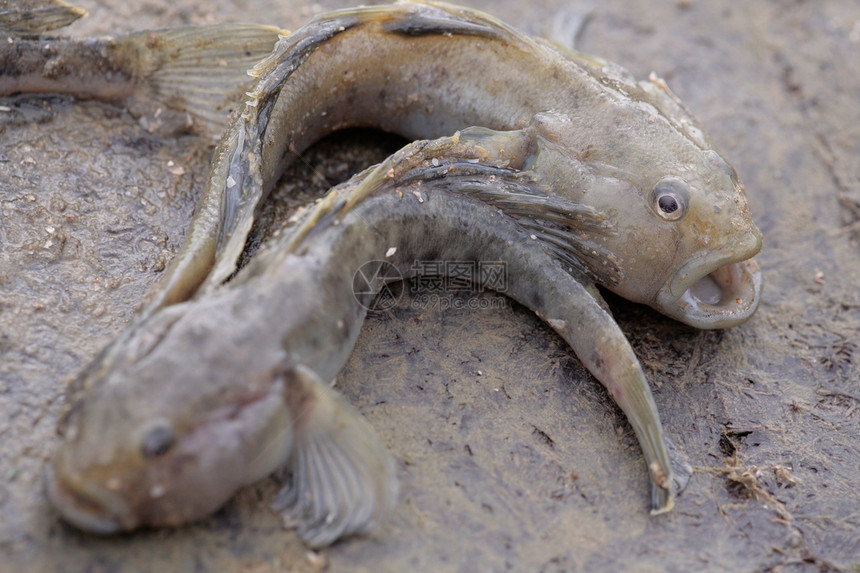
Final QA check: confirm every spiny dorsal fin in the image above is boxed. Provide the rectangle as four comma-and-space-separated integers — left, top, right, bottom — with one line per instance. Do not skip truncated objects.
0, 0, 86, 34
402, 163, 622, 286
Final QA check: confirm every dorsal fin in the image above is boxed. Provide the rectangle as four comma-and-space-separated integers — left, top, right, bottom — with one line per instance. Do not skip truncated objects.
393, 162, 622, 286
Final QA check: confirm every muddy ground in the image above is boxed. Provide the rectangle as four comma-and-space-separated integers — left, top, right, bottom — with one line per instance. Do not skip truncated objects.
1, 0, 859, 571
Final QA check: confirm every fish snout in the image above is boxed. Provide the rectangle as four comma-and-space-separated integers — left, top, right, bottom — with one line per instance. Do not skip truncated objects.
655, 227, 763, 329
44, 458, 137, 534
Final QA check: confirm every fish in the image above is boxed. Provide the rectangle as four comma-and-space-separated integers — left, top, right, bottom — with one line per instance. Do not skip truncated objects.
132, 0, 761, 507
47, 129, 692, 547
0, 0, 284, 136
38, 0, 763, 545
145, 0, 763, 330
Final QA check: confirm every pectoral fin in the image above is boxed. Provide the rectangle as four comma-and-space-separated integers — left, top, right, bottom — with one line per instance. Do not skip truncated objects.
274, 365, 398, 548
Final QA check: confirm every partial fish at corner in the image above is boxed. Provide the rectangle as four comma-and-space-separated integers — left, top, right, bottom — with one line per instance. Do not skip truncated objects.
38, 0, 763, 546
0, 0, 283, 136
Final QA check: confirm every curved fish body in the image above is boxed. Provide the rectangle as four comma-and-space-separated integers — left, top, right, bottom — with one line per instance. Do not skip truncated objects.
48, 132, 691, 547
0, 0, 283, 136
151, 0, 762, 332
44, 0, 764, 545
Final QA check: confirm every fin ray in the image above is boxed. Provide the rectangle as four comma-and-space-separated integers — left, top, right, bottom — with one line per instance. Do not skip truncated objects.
0, 0, 86, 34
273, 366, 398, 548
121, 24, 284, 137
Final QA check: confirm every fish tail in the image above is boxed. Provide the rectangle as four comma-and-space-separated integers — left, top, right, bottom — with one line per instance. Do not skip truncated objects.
115, 24, 284, 137
0, 0, 86, 34
273, 365, 398, 548
0, 18, 283, 139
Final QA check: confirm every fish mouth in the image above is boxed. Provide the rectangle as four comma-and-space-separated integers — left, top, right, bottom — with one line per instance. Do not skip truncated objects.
655, 234, 763, 329
44, 461, 135, 534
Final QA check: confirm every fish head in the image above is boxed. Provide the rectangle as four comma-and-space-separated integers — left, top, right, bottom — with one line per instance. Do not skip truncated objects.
591, 148, 762, 330
533, 71, 763, 329
46, 300, 294, 533
642, 151, 763, 330
621, 77, 763, 329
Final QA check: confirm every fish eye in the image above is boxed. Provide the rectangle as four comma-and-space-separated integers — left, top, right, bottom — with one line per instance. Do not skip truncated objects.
140, 420, 176, 458
650, 178, 690, 221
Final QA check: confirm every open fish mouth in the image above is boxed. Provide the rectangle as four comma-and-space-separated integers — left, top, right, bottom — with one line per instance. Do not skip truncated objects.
655, 237, 763, 329
44, 462, 132, 534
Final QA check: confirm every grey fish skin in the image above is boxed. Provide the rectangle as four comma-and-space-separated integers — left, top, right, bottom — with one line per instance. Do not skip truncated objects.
0, 3, 284, 136
47, 131, 684, 547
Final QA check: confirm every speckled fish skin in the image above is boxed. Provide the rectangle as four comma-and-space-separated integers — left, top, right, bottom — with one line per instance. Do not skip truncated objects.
44, 0, 763, 545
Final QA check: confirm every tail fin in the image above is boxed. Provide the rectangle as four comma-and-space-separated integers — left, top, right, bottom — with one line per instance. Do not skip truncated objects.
119, 24, 285, 137
0, 0, 86, 34
273, 365, 398, 548
0, 2, 283, 139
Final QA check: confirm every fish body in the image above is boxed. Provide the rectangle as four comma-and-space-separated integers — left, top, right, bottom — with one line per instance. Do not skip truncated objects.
39, 1, 764, 546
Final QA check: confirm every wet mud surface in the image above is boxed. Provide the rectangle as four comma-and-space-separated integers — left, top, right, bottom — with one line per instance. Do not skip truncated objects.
1, 0, 859, 571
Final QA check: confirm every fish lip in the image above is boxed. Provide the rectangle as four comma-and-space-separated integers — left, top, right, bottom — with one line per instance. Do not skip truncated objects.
655, 233, 763, 329
44, 460, 135, 535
